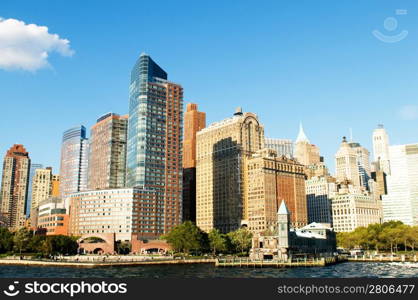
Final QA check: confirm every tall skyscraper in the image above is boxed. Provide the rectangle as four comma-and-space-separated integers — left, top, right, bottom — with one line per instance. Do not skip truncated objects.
246, 149, 307, 234
265, 138, 294, 158
88, 113, 128, 190
59, 126, 89, 199
348, 141, 371, 189
372, 125, 391, 175
196, 108, 264, 233
182, 103, 206, 222
335, 137, 361, 186
126, 53, 183, 238
0, 144, 31, 229
26, 163, 43, 217
294, 123, 320, 166
30, 167, 53, 226
382, 144, 418, 225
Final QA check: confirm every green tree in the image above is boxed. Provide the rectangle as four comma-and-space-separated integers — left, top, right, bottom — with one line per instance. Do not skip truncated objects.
116, 241, 131, 255
0, 227, 13, 253
13, 228, 32, 254
41, 235, 78, 256
208, 229, 227, 255
28, 235, 47, 253
227, 227, 253, 254
163, 221, 207, 255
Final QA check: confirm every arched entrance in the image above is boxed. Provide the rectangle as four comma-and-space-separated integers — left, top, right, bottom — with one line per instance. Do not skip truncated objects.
77, 233, 115, 254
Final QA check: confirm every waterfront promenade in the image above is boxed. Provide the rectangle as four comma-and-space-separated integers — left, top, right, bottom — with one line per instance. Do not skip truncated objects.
1, 254, 417, 269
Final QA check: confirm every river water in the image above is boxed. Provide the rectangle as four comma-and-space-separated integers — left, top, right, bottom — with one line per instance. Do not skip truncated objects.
1, 262, 418, 278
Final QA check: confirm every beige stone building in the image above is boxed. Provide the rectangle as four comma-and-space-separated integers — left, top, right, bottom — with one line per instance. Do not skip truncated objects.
294, 123, 320, 167
246, 149, 307, 235
331, 183, 381, 232
30, 167, 53, 226
196, 108, 264, 233
335, 137, 361, 187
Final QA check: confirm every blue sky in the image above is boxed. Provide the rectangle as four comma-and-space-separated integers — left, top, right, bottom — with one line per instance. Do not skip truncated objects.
1, 0, 417, 174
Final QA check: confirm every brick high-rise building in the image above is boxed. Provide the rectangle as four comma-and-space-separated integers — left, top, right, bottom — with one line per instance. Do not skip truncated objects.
182, 103, 205, 222
246, 149, 307, 235
196, 108, 264, 233
88, 113, 128, 190
0, 144, 31, 229
126, 53, 183, 239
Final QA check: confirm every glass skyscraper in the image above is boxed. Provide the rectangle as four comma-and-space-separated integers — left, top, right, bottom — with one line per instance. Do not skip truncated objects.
59, 126, 89, 199
127, 53, 183, 239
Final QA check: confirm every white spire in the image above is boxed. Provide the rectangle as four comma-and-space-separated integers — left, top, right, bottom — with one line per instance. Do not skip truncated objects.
296, 122, 310, 143
278, 200, 289, 215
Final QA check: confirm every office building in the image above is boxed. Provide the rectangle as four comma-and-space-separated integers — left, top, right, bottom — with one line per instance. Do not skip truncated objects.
59, 126, 89, 198
37, 197, 69, 235
382, 144, 418, 225
294, 123, 320, 166
30, 167, 53, 226
51, 174, 60, 197
335, 137, 361, 186
88, 113, 128, 190
126, 53, 183, 238
348, 141, 371, 189
26, 163, 43, 217
182, 103, 206, 222
0, 144, 31, 229
196, 108, 264, 233
246, 149, 307, 235
265, 138, 294, 158
331, 182, 381, 232
305, 175, 336, 225
372, 125, 391, 175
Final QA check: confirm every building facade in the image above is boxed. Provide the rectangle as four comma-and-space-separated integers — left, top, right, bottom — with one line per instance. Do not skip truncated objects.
348, 141, 371, 190
372, 125, 391, 175
294, 123, 320, 167
382, 144, 418, 225
305, 175, 336, 225
335, 137, 361, 187
88, 113, 128, 190
331, 184, 381, 232
182, 103, 206, 222
0, 144, 31, 229
265, 138, 294, 158
26, 163, 43, 217
51, 174, 60, 197
246, 149, 307, 235
69, 188, 134, 241
37, 197, 69, 236
30, 167, 53, 226
59, 126, 89, 199
196, 108, 264, 233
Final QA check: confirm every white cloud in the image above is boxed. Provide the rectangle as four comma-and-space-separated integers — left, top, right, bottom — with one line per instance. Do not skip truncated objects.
398, 105, 418, 121
0, 17, 74, 71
